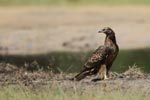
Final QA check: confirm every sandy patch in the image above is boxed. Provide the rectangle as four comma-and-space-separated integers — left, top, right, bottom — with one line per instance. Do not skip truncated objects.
0, 6, 149, 54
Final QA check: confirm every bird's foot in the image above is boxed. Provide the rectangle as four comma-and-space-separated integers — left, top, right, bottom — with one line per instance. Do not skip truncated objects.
92, 74, 109, 82
104, 77, 109, 80
104, 75, 109, 80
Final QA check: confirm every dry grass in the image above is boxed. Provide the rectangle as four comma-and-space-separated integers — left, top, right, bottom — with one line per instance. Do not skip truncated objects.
0, 81, 150, 100
0, 63, 150, 100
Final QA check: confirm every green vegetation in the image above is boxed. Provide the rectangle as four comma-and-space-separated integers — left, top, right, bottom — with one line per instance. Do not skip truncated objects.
113, 48, 150, 73
0, 0, 150, 6
53, 48, 150, 73
1, 48, 150, 73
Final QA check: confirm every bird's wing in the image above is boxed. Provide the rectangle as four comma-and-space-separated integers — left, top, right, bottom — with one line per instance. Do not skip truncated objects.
83, 46, 113, 70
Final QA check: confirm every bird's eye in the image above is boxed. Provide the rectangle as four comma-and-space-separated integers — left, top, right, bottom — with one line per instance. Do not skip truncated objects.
102, 29, 106, 31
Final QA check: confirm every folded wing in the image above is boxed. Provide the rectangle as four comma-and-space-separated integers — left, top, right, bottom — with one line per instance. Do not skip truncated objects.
74, 46, 113, 81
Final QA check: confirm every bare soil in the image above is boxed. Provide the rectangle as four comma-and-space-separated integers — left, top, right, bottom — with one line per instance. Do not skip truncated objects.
0, 6, 150, 55
0, 63, 150, 93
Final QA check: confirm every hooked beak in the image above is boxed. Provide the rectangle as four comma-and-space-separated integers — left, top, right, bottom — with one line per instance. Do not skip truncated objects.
98, 30, 103, 33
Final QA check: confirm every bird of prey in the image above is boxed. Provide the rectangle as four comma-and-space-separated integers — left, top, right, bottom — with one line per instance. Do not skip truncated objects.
72, 27, 119, 81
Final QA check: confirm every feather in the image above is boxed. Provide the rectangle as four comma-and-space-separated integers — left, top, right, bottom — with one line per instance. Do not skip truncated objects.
72, 27, 119, 81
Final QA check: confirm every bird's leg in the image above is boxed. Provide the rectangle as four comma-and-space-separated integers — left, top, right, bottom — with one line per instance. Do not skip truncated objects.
99, 64, 109, 80
103, 66, 109, 80
92, 65, 105, 81
91, 66, 104, 81
106, 65, 112, 78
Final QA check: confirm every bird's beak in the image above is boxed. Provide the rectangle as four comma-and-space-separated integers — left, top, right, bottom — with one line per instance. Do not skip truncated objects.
98, 30, 103, 33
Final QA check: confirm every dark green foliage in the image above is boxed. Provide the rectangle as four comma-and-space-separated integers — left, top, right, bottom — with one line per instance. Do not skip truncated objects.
0, 48, 150, 73
113, 48, 150, 73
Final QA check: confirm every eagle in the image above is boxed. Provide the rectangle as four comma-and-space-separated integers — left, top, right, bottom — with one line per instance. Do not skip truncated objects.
72, 27, 119, 81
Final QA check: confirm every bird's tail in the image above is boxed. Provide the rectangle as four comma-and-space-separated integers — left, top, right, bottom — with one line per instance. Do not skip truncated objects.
71, 67, 98, 81
72, 71, 89, 81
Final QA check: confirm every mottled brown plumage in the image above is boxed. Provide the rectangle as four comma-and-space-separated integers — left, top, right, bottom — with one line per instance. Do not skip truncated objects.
72, 27, 119, 81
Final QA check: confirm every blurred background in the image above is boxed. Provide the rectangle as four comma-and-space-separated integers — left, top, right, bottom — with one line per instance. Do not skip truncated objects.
0, 0, 150, 73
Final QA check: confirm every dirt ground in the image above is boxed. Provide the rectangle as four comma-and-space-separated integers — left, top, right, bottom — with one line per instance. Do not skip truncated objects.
0, 63, 150, 94
0, 6, 150, 55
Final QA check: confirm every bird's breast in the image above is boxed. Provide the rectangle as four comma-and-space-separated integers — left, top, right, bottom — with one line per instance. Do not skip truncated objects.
105, 52, 117, 65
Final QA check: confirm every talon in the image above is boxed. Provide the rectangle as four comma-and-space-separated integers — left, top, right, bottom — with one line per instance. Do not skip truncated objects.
104, 70, 109, 80
104, 76, 109, 80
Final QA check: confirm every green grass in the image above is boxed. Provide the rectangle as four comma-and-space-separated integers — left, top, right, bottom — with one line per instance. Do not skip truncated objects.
49, 48, 150, 73
0, 0, 150, 6
0, 85, 149, 100
1, 48, 150, 73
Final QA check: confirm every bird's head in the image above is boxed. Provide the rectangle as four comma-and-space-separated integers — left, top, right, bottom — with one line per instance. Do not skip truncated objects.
98, 27, 115, 35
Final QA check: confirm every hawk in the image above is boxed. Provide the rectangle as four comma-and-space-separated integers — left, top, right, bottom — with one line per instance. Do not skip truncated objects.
72, 27, 119, 81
